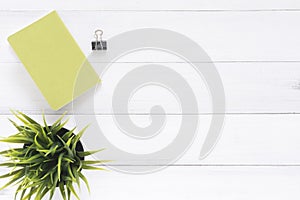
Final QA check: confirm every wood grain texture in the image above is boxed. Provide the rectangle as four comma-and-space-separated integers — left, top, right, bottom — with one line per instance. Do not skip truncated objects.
0, 114, 300, 165
0, 62, 299, 114
0, 0, 299, 10
0, 2, 300, 199
1, 11, 300, 63
1, 166, 300, 200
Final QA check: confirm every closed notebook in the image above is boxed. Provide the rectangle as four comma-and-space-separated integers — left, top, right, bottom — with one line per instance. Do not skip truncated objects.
8, 11, 100, 110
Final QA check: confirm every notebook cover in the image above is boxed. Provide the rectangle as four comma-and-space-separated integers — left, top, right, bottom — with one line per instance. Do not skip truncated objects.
8, 11, 100, 110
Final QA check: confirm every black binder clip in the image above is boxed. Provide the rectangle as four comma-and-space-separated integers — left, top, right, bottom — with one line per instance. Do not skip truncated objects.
92, 29, 107, 50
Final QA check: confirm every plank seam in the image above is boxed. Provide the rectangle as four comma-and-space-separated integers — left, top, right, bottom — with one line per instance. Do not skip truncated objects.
2, 9, 300, 12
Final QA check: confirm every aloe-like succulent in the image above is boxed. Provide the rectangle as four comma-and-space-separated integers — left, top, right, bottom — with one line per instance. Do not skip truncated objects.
0, 111, 107, 200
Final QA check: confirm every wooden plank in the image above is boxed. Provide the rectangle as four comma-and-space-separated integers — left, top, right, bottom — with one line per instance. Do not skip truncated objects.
0, 0, 299, 10
83, 166, 300, 200
1, 11, 300, 63
1, 114, 300, 165
0, 62, 299, 114
0, 3, 298, 200
1, 166, 300, 199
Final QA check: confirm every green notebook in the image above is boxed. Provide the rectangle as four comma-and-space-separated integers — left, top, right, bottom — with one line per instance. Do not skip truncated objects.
8, 11, 100, 110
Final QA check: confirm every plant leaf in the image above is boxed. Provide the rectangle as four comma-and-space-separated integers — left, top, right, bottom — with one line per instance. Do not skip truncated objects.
82, 160, 112, 165
78, 171, 90, 193
71, 126, 89, 152
77, 149, 104, 157
15, 111, 39, 125
57, 153, 65, 181
82, 165, 106, 170
0, 136, 33, 144
0, 168, 23, 179
66, 182, 80, 200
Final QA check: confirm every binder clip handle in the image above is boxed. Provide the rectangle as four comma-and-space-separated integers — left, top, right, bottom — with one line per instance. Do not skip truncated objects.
95, 29, 103, 40
92, 29, 107, 50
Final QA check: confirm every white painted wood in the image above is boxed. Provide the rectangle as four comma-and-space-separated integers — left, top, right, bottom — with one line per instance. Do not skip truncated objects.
1, 11, 300, 63
82, 166, 300, 200
0, 0, 299, 10
1, 166, 300, 200
0, 2, 300, 200
0, 62, 299, 114
0, 114, 300, 165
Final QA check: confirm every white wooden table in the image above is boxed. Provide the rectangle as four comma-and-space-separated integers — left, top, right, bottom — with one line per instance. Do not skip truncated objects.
1, 1, 300, 199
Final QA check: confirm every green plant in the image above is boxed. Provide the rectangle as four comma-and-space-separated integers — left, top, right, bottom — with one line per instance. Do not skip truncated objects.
0, 111, 107, 200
